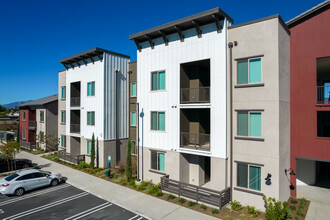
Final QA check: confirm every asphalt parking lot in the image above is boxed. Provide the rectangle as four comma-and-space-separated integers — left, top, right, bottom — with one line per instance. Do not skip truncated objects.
0, 183, 149, 220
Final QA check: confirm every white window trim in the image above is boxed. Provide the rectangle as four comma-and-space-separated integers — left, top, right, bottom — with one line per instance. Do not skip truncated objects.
151, 70, 166, 91
236, 110, 262, 138
61, 86, 66, 100
61, 111, 66, 124
22, 111, 26, 121
131, 111, 137, 127
22, 129, 26, 140
87, 111, 95, 126
131, 82, 137, 97
150, 111, 166, 131
87, 81, 95, 97
236, 162, 262, 192
40, 111, 45, 123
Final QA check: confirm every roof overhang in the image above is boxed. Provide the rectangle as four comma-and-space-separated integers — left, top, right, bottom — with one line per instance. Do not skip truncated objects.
129, 7, 233, 44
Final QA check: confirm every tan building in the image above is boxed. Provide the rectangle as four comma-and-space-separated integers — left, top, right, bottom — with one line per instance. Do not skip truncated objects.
58, 70, 66, 150
129, 61, 137, 155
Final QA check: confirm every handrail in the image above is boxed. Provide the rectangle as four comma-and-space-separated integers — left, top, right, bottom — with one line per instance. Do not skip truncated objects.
180, 87, 210, 104
180, 132, 210, 151
317, 85, 330, 104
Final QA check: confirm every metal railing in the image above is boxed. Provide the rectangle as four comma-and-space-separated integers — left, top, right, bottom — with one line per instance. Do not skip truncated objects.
70, 124, 80, 133
180, 87, 210, 104
180, 132, 210, 151
28, 120, 36, 130
161, 175, 231, 209
20, 140, 36, 151
58, 150, 85, 165
71, 97, 80, 107
317, 86, 330, 104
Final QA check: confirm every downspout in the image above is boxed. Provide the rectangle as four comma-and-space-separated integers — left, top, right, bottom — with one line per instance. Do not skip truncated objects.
228, 42, 233, 201
115, 69, 119, 165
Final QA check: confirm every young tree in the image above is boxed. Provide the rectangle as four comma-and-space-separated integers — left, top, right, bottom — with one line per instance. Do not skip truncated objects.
0, 141, 20, 172
16, 123, 20, 144
90, 133, 95, 169
126, 138, 132, 181
45, 134, 60, 151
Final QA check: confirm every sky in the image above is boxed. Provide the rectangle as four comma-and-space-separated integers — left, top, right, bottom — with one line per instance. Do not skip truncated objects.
0, 0, 325, 104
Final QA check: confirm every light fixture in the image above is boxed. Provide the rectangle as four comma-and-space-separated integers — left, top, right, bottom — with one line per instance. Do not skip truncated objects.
265, 173, 272, 185
284, 168, 296, 190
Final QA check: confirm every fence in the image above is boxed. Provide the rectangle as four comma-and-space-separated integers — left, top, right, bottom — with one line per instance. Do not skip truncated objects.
58, 150, 85, 165
317, 86, 330, 104
160, 175, 231, 209
20, 140, 36, 151
180, 87, 210, 104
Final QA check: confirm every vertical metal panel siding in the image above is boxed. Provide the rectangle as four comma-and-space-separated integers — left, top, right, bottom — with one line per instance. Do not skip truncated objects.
104, 53, 129, 140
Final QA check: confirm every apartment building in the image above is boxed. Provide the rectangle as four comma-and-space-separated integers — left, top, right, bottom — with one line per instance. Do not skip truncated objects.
129, 61, 138, 155
130, 8, 291, 209
59, 48, 130, 167
18, 95, 58, 150
287, 0, 330, 196
228, 15, 290, 208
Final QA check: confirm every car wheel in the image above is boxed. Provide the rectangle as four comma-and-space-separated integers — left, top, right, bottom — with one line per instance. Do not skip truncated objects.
14, 188, 24, 196
22, 164, 29, 169
50, 179, 59, 186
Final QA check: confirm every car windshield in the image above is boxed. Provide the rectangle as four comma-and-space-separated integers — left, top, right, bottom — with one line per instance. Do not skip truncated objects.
5, 173, 19, 181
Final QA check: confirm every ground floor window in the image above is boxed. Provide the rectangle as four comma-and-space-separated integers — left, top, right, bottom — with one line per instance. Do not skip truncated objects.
151, 151, 165, 172
61, 135, 66, 147
22, 129, 26, 140
237, 163, 261, 191
87, 140, 91, 155
131, 140, 137, 155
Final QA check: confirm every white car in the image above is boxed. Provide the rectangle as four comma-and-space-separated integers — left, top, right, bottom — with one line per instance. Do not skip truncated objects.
0, 169, 62, 196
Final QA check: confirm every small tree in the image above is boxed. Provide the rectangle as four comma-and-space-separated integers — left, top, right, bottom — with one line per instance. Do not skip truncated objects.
45, 134, 60, 151
263, 195, 288, 220
0, 141, 20, 172
16, 123, 20, 144
126, 138, 132, 181
90, 133, 95, 169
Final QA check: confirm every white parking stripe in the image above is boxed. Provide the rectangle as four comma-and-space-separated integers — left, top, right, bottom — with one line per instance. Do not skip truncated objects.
64, 202, 111, 220
128, 215, 139, 220
137, 217, 143, 220
0, 184, 70, 206
3, 192, 89, 220
71, 203, 113, 220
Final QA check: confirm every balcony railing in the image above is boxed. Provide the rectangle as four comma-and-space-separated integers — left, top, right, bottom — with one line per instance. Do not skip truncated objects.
180, 87, 210, 104
58, 150, 85, 165
180, 132, 210, 151
317, 86, 330, 104
70, 124, 80, 134
28, 120, 36, 130
71, 97, 80, 107
20, 140, 36, 151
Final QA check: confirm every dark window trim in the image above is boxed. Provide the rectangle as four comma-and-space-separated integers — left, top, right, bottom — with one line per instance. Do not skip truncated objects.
234, 136, 265, 142
234, 160, 264, 167
234, 187, 264, 196
234, 54, 264, 61
149, 169, 166, 175
235, 83, 264, 88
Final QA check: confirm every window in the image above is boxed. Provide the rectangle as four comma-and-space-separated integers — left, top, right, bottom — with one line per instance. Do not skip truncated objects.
22, 129, 26, 140
151, 151, 165, 172
131, 82, 137, 97
61, 86, 66, 99
151, 71, 165, 90
5, 173, 19, 181
22, 111, 26, 121
40, 111, 44, 122
131, 112, 136, 126
317, 111, 330, 137
151, 112, 165, 131
61, 135, 66, 147
61, 111, 66, 124
237, 58, 261, 84
87, 82, 95, 96
16, 174, 34, 181
237, 163, 261, 191
237, 111, 261, 137
87, 140, 91, 155
131, 140, 137, 155
87, 112, 95, 125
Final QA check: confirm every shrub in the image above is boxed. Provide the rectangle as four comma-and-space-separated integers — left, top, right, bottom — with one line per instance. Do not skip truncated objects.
295, 217, 300, 220
300, 198, 307, 206
178, 198, 186, 203
148, 184, 160, 194
129, 178, 136, 187
156, 192, 163, 197
200, 204, 207, 210
167, 194, 175, 200
126, 138, 132, 181
90, 133, 95, 169
247, 205, 260, 217
79, 161, 89, 169
211, 209, 219, 214
297, 209, 305, 217
291, 198, 298, 204
187, 201, 196, 207
224, 215, 230, 219
137, 181, 151, 191
289, 205, 296, 210
263, 195, 288, 220
118, 160, 126, 174
239, 213, 246, 218
229, 200, 242, 211
287, 209, 293, 219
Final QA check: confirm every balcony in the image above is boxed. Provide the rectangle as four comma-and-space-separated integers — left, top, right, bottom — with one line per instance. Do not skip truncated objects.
70, 124, 80, 134
28, 120, 36, 130
181, 87, 210, 104
180, 132, 210, 151
71, 97, 80, 107
70, 81, 81, 107
317, 86, 330, 104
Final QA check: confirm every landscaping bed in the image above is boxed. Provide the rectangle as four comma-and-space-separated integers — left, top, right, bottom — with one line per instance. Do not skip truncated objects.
286, 197, 310, 220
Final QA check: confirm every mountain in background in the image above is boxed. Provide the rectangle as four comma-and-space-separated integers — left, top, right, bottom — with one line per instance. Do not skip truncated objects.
1, 100, 33, 109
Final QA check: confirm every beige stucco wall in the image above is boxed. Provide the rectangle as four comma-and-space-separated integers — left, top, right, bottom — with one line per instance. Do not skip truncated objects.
36, 108, 46, 150
228, 17, 290, 210
58, 70, 67, 151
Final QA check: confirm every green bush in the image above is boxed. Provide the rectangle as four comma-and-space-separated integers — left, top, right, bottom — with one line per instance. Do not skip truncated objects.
247, 205, 260, 218
263, 195, 288, 220
167, 194, 175, 200
211, 209, 219, 214
148, 184, 160, 194
156, 192, 163, 197
137, 181, 151, 191
229, 200, 242, 211
289, 205, 296, 210
79, 161, 89, 169
297, 209, 304, 217
291, 199, 298, 204
178, 198, 186, 203
200, 204, 207, 210
129, 178, 136, 187
300, 198, 307, 206
287, 209, 293, 219
187, 201, 196, 207
295, 216, 300, 220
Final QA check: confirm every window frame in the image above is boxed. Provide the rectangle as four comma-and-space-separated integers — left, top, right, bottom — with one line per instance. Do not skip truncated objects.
22, 129, 26, 140
150, 111, 165, 131
61, 135, 66, 148
237, 111, 262, 137
236, 162, 261, 191
131, 111, 136, 126
87, 81, 95, 97
87, 111, 95, 126
236, 57, 262, 85
87, 140, 91, 155
131, 140, 137, 155
151, 70, 166, 91
150, 150, 165, 172
22, 111, 26, 121
61, 86, 66, 100
40, 111, 45, 123
61, 111, 66, 124
131, 82, 137, 97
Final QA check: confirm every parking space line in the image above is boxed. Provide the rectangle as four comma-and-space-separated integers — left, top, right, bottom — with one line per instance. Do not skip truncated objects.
136, 217, 143, 220
64, 202, 111, 220
128, 215, 139, 220
3, 192, 89, 220
0, 184, 70, 206
69, 203, 113, 220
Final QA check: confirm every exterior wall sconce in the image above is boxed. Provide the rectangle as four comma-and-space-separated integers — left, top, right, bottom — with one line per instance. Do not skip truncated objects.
265, 173, 272, 185
284, 168, 296, 190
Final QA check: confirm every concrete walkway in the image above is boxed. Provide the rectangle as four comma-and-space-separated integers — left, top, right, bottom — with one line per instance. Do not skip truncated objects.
16, 151, 219, 220
297, 180, 330, 220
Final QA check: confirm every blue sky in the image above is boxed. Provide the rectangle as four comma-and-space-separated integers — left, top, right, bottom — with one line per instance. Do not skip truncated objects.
0, 0, 324, 104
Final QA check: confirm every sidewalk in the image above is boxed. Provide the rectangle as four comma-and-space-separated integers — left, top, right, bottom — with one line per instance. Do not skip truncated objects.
16, 151, 219, 220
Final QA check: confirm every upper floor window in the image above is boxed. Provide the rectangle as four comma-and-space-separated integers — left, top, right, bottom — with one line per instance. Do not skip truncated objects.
237, 58, 261, 84
40, 111, 44, 122
131, 112, 136, 126
61, 86, 66, 99
87, 111, 95, 126
61, 111, 66, 124
22, 111, 26, 121
131, 82, 137, 97
87, 82, 95, 96
151, 111, 165, 131
237, 163, 261, 191
151, 71, 165, 91
237, 111, 261, 137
